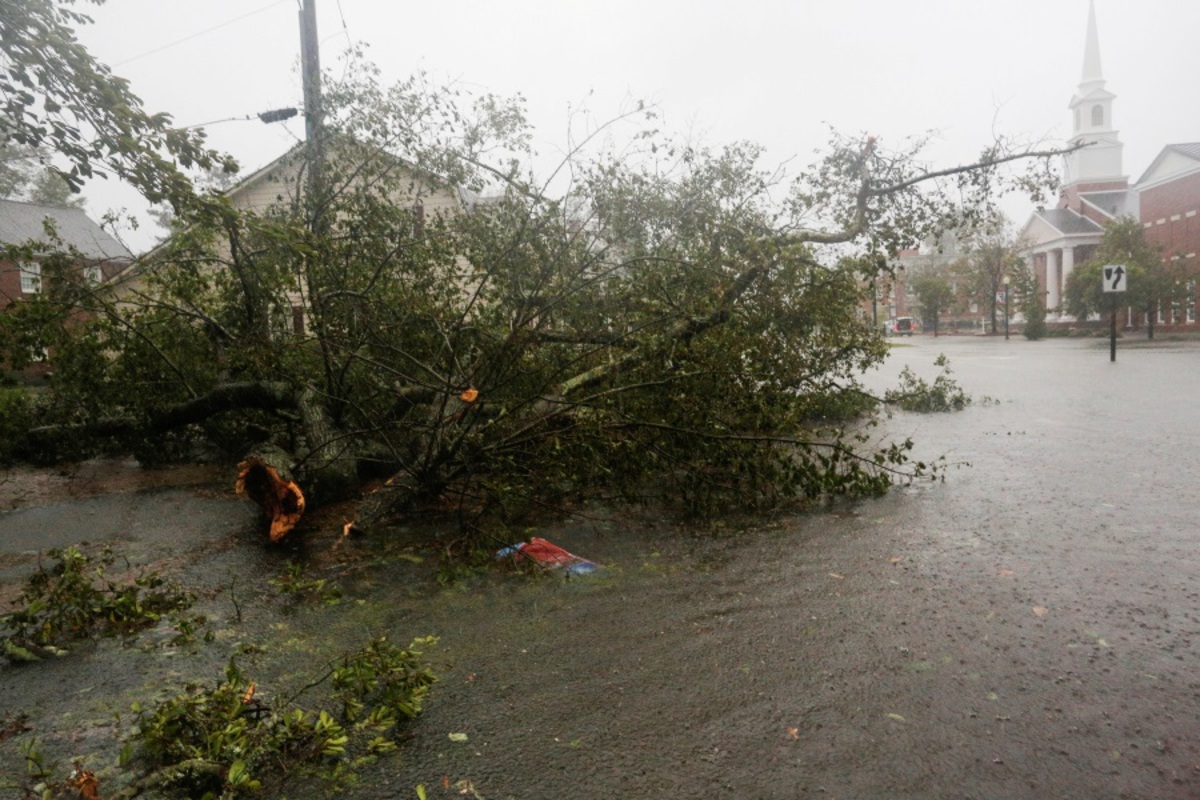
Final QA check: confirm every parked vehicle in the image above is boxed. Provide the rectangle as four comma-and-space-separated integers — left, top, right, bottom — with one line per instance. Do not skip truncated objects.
893, 317, 915, 336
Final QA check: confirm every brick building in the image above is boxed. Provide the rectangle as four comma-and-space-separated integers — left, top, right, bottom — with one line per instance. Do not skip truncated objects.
1137, 144, 1200, 285
0, 198, 131, 312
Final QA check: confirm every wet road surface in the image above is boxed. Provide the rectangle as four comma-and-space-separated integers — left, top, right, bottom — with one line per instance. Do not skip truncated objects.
2, 336, 1200, 799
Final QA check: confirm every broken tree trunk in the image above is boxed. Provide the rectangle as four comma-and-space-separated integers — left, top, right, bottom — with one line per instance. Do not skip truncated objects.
234, 387, 366, 541
292, 386, 361, 503
236, 444, 306, 542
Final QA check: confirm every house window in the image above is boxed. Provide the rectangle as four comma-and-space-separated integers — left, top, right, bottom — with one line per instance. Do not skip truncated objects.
19, 261, 41, 294
1091, 105, 1104, 127
84, 265, 102, 285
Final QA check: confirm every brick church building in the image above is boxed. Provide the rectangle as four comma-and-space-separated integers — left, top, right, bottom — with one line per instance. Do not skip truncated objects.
1020, 1, 1200, 327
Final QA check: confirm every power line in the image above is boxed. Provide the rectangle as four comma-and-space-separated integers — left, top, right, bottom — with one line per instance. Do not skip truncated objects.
112, 1, 291, 67
336, 0, 349, 35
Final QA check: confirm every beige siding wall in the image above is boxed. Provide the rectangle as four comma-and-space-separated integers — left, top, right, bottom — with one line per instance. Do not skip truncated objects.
108, 151, 473, 314
228, 154, 464, 219
231, 157, 305, 212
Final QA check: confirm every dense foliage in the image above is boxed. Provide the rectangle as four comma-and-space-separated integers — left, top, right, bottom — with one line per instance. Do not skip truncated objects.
0, 11, 1067, 526
0, 0, 234, 206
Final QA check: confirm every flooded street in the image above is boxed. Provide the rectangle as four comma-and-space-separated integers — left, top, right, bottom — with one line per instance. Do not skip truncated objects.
3, 336, 1200, 799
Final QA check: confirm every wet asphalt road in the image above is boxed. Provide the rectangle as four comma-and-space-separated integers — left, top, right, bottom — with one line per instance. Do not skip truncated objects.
379, 336, 1200, 800
2, 335, 1200, 799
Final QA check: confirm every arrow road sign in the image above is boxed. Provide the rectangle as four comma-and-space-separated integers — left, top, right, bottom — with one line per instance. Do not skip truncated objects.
1103, 264, 1127, 293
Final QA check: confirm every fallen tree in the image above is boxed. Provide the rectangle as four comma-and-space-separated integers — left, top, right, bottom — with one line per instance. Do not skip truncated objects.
1, 49, 1069, 538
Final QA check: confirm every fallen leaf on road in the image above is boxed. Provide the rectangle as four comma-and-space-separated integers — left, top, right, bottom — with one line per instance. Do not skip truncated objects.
889, 556, 903, 564
448, 732, 469, 743
456, 778, 484, 799
997, 569, 1015, 577
1032, 606, 1048, 618
886, 713, 906, 723
787, 727, 799, 740
829, 572, 845, 580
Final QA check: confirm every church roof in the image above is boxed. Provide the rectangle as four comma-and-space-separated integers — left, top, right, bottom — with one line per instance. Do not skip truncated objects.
0, 199, 132, 261
1033, 208, 1104, 236
1079, 190, 1132, 218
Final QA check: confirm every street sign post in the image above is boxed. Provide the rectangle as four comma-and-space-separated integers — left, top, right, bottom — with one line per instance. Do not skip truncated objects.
1102, 264, 1127, 362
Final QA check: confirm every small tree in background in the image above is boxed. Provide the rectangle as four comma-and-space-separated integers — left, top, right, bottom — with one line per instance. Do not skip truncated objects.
962, 220, 1025, 334
909, 272, 954, 336
1014, 264, 1047, 340
0, 135, 85, 208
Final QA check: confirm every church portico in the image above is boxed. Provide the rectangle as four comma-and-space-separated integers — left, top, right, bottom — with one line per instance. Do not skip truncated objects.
1028, 244, 1083, 318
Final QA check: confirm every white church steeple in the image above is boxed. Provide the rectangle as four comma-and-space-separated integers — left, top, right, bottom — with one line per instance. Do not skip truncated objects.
1063, 0, 1126, 187
1079, 0, 1104, 90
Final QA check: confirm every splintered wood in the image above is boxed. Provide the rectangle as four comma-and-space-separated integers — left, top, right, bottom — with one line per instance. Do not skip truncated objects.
236, 456, 306, 542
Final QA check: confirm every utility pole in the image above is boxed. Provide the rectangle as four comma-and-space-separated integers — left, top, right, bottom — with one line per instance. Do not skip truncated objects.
299, 0, 325, 230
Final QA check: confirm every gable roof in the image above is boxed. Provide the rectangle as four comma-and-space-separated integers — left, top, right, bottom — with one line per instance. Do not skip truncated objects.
0, 199, 132, 261
1135, 143, 1200, 188
1031, 207, 1105, 237
225, 139, 489, 213
1079, 189, 1133, 219
1165, 143, 1200, 161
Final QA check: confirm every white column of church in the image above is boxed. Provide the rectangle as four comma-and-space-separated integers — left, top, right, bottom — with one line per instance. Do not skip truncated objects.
1026, 252, 1038, 313
1060, 246, 1075, 319
1046, 249, 1061, 315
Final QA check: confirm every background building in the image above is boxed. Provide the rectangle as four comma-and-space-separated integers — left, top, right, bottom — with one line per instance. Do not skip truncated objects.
0, 198, 131, 312
1021, 1, 1198, 329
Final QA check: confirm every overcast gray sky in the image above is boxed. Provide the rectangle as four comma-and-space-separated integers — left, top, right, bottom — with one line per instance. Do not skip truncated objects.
73, 0, 1200, 251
